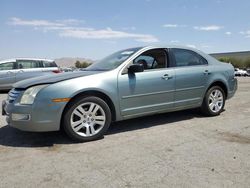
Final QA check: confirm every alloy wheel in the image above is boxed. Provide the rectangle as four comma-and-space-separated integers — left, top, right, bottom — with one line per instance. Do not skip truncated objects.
70, 102, 106, 137
208, 89, 224, 113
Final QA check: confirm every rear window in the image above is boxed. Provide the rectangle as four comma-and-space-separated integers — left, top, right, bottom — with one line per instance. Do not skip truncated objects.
171, 48, 207, 67
43, 61, 57, 67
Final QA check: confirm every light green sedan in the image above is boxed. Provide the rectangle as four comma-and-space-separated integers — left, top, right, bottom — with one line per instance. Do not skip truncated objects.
2, 46, 237, 142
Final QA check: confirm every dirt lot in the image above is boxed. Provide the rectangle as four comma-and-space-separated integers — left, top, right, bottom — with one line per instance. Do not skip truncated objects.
0, 78, 249, 188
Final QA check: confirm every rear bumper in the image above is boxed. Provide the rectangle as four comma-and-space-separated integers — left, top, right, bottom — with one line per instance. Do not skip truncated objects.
227, 78, 237, 100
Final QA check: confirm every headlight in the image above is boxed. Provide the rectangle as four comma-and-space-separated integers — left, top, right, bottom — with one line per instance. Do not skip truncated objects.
20, 85, 48, 105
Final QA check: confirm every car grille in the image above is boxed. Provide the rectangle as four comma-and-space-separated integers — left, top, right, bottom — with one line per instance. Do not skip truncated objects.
8, 89, 21, 103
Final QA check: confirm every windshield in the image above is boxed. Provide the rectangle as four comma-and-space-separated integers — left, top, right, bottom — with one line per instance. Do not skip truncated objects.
85, 47, 142, 71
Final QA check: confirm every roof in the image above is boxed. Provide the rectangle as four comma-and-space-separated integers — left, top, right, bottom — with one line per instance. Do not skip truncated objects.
0, 58, 54, 64
124, 44, 201, 50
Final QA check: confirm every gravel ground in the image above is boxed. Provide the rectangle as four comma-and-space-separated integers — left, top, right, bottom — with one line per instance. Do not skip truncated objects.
0, 78, 249, 188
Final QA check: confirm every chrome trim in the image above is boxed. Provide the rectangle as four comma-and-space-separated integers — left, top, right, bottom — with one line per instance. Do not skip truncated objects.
122, 90, 175, 99
122, 101, 174, 113
174, 97, 201, 104
122, 86, 204, 99
175, 86, 204, 92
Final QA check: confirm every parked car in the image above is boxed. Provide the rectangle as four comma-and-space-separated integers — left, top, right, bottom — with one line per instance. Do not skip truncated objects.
62, 67, 74, 72
246, 68, 250, 77
234, 68, 248, 77
0, 58, 61, 90
2, 46, 237, 142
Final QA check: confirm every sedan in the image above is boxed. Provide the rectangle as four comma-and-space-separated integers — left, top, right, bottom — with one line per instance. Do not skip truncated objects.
2, 46, 237, 142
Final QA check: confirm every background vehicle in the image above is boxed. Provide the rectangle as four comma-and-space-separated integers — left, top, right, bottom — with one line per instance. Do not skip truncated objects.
234, 68, 248, 77
246, 68, 250, 76
0, 58, 60, 90
61, 67, 74, 72
2, 46, 237, 142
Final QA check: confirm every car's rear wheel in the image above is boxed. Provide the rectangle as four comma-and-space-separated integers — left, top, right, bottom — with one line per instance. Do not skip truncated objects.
63, 96, 111, 142
201, 86, 225, 116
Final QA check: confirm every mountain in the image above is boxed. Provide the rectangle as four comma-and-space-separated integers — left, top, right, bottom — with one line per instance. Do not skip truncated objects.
210, 51, 250, 60
55, 57, 94, 68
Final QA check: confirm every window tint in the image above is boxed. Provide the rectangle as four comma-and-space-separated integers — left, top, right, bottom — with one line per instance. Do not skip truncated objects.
43, 61, 57, 67
17, 60, 40, 69
86, 47, 141, 71
172, 49, 207, 67
0, 62, 14, 70
133, 49, 167, 70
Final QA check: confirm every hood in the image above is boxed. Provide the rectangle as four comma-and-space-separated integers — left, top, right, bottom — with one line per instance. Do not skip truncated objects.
13, 71, 102, 89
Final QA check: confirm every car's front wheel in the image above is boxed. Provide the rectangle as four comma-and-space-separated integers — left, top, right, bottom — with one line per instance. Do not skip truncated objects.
63, 96, 111, 142
201, 86, 225, 116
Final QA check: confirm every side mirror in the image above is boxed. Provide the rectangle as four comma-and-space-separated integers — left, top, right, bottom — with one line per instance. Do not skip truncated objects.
128, 64, 144, 73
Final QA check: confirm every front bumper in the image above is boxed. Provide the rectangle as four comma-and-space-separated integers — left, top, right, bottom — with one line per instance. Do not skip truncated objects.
2, 98, 65, 132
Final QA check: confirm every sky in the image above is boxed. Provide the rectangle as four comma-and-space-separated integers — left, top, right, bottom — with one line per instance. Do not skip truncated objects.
0, 0, 250, 60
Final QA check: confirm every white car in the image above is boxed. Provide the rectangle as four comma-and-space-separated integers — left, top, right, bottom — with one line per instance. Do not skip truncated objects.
234, 68, 248, 77
0, 58, 61, 90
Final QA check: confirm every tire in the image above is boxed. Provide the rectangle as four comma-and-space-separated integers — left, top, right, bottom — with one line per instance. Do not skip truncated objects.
63, 96, 112, 142
201, 86, 225, 116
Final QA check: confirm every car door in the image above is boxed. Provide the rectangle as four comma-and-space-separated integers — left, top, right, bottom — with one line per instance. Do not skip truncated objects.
0, 61, 16, 90
170, 48, 210, 107
15, 60, 43, 82
118, 48, 175, 117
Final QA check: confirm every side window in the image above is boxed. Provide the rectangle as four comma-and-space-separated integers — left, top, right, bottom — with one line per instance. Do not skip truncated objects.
43, 61, 57, 67
0, 62, 14, 70
17, 60, 40, 69
171, 49, 207, 67
133, 49, 167, 70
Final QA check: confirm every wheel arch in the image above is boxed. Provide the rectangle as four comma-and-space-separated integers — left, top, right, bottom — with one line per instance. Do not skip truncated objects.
206, 80, 228, 99
60, 90, 117, 129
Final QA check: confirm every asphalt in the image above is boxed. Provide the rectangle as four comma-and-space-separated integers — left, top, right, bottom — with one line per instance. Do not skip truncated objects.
0, 78, 249, 188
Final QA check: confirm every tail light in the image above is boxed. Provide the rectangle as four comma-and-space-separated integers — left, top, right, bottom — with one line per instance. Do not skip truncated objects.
52, 70, 62, 73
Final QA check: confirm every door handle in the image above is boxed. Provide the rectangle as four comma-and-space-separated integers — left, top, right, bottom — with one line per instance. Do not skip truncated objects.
17, 70, 24, 73
162, 74, 173, 80
204, 70, 210, 75
7, 71, 15, 75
